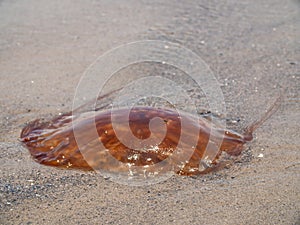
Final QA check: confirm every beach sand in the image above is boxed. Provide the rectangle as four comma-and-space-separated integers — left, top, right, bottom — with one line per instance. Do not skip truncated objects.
0, 0, 299, 224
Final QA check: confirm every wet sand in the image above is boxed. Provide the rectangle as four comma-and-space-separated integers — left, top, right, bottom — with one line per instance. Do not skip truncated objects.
0, 0, 299, 224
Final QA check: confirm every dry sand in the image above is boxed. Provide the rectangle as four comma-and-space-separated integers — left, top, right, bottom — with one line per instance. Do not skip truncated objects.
0, 0, 299, 224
